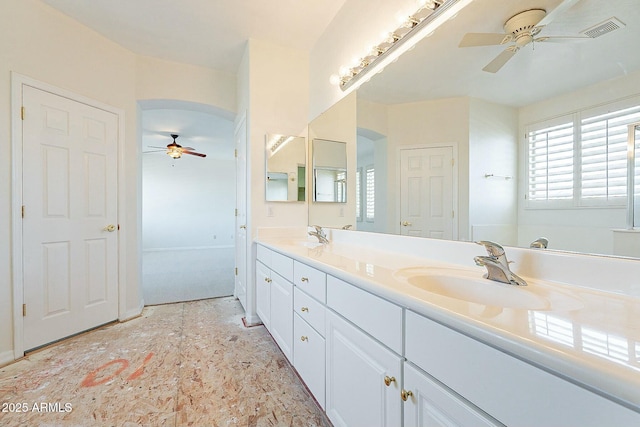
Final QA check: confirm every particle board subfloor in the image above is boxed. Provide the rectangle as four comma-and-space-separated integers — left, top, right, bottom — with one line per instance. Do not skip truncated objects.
0, 297, 329, 426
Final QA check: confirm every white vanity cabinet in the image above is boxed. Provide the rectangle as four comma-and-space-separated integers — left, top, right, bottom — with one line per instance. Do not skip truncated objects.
405, 310, 640, 427
255, 246, 294, 362
294, 312, 325, 408
269, 272, 293, 362
325, 310, 402, 427
403, 362, 500, 427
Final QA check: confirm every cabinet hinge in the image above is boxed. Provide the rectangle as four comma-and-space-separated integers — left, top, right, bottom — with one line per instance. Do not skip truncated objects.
22, 304, 27, 317
452, 210, 455, 218
234, 149, 238, 158
21, 106, 25, 120
235, 208, 238, 217
235, 267, 238, 276
451, 158, 454, 166
21, 205, 25, 218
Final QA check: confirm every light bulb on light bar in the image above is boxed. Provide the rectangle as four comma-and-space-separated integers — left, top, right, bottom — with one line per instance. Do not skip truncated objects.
333, 0, 474, 92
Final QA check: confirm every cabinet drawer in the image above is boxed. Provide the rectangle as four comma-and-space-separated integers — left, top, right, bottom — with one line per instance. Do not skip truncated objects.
327, 275, 403, 355
405, 310, 640, 427
294, 313, 326, 409
294, 261, 326, 303
271, 251, 293, 282
256, 244, 272, 265
294, 287, 326, 337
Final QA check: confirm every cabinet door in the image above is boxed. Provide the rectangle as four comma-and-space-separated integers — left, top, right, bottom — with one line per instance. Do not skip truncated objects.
294, 313, 325, 409
325, 311, 402, 427
404, 362, 501, 427
270, 271, 294, 363
256, 261, 271, 329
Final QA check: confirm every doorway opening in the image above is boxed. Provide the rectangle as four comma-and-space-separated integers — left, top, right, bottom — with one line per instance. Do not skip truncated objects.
140, 100, 236, 305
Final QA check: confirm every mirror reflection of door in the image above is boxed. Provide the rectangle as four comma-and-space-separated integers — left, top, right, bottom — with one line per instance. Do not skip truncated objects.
400, 147, 454, 239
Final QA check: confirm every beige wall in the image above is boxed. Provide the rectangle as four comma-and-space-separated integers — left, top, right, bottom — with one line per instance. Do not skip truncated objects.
1, 0, 237, 364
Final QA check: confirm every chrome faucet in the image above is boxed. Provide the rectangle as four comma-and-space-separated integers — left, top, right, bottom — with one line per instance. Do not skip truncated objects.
474, 240, 527, 286
530, 237, 549, 249
342, 224, 352, 230
308, 225, 329, 244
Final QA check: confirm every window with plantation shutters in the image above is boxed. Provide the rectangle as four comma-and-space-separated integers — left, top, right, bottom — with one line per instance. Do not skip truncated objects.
526, 98, 640, 209
527, 121, 574, 202
580, 105, 640, 204
365, 166, 375, 221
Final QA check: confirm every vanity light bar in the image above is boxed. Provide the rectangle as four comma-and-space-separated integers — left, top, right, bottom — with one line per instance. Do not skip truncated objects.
267, 134, 295, 156
335, 0, 473, 92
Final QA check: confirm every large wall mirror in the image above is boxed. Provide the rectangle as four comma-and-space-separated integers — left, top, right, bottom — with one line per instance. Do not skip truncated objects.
313, 139, 347, 203
315, 0, 640, 258
265, 134, 306, 202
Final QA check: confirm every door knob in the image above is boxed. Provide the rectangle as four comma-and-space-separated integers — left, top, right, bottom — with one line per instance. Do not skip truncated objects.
384, 376, 396, 386
103, 224, 116, 232
240, 225, 247, 229
401, 221, 412, 227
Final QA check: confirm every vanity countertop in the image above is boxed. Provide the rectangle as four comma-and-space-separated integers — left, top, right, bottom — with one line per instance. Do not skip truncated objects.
255, 235, 640, 413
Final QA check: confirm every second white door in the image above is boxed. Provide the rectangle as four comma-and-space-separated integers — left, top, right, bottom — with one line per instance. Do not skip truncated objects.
400, 147, 454, 239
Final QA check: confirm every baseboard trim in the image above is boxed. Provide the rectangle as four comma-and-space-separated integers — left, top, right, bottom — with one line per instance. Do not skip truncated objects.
0, 350, 16, 368
143, 245, 234, 252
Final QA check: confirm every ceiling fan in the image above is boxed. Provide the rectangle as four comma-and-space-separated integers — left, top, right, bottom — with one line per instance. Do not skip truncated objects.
147, 134, 207, 159
459, 1, 589, 73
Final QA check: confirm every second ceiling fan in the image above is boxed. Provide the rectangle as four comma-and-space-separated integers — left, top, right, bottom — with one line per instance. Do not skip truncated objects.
148, 134, 207, 159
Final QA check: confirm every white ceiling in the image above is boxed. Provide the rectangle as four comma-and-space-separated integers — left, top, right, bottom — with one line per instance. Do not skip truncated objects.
40, 0, 348, 74
358, 0, 640, 107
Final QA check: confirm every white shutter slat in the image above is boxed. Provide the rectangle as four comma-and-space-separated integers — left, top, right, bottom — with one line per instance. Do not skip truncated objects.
580, 105, 640, 202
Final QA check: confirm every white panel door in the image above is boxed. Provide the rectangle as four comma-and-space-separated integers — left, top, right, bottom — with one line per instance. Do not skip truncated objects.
325, 311, 402, 427
400, 147, 453, 239
22, 85, 118, 350
403, 362, 500, 427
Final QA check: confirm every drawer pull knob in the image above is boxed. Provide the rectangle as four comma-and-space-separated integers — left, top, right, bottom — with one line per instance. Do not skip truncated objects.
301, 307, 309, 312
264, 277, 272, 283
301, 277, 309, 282
384, 376, 396, 387
300, 336, 308, 342
401, 389, 413, 401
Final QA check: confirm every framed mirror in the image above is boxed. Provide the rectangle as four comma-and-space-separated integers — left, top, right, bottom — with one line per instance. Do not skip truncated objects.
265, 134, 306, 202
312, 139, 347, 203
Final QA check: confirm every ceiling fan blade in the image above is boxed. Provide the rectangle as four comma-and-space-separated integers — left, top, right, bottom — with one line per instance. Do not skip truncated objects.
536, 35, 590, 43
536, 0, 582, 28
459, 33, 511, 47
181, 147, 196, 151
482, 48, 517, 73
182, 150, 207, 158
143, 149, 166, 153
148, 146, 168, 149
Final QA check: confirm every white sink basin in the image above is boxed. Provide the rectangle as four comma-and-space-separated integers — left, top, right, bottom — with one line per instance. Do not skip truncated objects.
394, 267, 583, 311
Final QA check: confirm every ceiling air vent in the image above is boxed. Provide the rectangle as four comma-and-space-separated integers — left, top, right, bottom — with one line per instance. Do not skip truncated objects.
581, 17, 625, 39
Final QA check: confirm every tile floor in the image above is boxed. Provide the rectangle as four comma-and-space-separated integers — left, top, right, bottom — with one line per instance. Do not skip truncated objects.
0, 297, 328, 426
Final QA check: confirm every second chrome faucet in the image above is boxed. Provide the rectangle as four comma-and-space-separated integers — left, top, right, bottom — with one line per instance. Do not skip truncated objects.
474, 240, 527, 286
